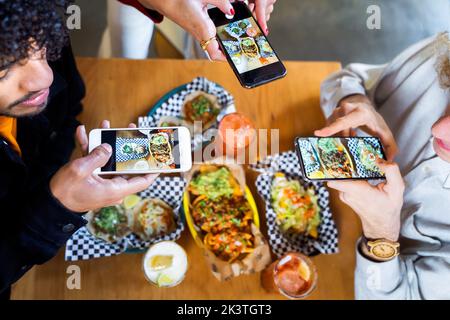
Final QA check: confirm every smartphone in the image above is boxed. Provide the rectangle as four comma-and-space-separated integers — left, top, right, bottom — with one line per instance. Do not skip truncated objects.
208, 1, 287, 88
295, 137, 387, 181
88, 127, 192, 175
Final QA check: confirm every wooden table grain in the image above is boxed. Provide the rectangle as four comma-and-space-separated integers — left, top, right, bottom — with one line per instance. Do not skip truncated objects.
12, 58, 361, 300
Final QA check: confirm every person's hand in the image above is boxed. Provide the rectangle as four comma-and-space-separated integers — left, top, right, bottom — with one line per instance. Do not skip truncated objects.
137, 0, 276, 61
245, 0, 277, 35
314, 94, 398, 161
51, 121, 158, 213
327, 159, 404, 242
138, 0, 232, 61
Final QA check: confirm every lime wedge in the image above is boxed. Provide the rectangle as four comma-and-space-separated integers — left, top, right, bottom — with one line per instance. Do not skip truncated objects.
123, 195, 141, 210
157, 273, 174, 287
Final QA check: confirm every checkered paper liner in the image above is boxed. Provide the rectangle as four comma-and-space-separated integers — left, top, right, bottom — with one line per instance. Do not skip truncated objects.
65, 177, 186, 261
250, 151, 339, 257
138, 77, 236, 151
297, 139, 321, 176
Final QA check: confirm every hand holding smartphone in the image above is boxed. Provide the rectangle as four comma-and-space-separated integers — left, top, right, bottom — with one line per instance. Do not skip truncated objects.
295, 137, 387, 181
89, 127, 192, 175
208, 1, 286, 88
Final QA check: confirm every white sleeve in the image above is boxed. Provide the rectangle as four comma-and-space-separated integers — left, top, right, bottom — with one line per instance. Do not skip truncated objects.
354, 239, 419, 300
320, 63, 387, 118
320, 34, 439, 119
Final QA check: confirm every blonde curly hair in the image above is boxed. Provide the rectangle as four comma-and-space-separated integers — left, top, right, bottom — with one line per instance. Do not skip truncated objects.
435, 32, 450, 89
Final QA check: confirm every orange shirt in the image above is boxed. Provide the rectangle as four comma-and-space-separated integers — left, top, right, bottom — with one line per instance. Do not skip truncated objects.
0, 116, 22, 156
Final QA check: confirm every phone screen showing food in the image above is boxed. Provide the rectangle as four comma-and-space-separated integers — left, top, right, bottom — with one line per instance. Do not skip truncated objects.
101, 129, 181, 172
296, 137, 387, 180
216, 17, 279, 74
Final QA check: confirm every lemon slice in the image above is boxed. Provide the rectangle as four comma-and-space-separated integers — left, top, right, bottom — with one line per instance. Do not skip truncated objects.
149, 255, 173, 271
298, 260, 311, 282
157, 273, 174, 287
123, 194, 141, 210
309, 171, 325, 179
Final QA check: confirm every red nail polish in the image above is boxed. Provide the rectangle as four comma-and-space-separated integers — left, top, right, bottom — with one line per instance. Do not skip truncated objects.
230, 8, 235, 15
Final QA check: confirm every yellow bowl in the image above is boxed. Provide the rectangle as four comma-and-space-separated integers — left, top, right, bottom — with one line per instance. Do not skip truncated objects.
183, 186, 260, 247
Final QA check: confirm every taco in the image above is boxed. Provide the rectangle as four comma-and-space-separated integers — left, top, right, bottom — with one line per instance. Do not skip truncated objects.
149, 132, 174, 165
240, 37, 259, 59
133, 198, 175, 240
317, 138, 354, 178
182, 91, 221, 131
86, 205, 131, 243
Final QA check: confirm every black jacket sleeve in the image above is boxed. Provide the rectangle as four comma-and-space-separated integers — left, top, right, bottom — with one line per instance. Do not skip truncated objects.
0, 175, 86, 293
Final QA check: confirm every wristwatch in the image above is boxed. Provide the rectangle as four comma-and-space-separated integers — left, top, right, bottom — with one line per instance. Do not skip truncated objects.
360, 237, 400, 262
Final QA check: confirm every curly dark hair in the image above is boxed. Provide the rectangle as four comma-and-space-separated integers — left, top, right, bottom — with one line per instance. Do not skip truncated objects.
0, 0, 71, 68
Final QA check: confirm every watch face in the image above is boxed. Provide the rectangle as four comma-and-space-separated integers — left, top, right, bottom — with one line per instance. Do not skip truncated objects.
372, 243, 396, 258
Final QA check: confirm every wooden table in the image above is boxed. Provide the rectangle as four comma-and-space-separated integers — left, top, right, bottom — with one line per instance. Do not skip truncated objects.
12, 58, 362, 300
